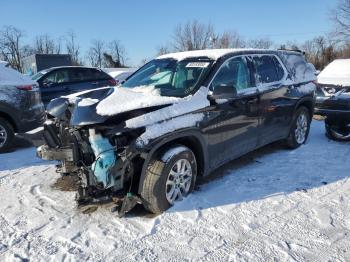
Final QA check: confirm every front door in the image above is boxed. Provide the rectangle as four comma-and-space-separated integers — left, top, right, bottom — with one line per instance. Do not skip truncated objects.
205, 56, 260, 169
39, 69, 71, 104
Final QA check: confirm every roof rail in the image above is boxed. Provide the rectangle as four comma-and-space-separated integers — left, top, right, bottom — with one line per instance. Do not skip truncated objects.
277, 48, 305, 55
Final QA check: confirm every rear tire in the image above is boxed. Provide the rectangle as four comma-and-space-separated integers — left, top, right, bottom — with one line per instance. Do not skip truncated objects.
141, 145, 197, 214
0, 117, 14, 153
285, 106, 311, 149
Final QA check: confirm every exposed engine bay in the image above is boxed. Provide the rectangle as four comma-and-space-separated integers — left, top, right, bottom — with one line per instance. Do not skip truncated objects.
36, 88, 152, 217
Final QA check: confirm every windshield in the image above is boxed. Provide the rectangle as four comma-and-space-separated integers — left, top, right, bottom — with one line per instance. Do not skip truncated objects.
122, 58, 212, 97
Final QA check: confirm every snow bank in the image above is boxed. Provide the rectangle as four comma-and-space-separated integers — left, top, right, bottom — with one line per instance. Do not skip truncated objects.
96, 87, 181, 116
136, 113, 204, 146
0, 63, 36, 86
318, 59, 350, 86
1, 121, 350, 261
126, 87, 209, 129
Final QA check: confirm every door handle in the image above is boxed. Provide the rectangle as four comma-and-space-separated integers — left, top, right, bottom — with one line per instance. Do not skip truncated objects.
91, 82, 99, 85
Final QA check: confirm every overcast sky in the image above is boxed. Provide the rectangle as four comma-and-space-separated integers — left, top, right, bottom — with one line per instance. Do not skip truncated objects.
0, 0, 336, 66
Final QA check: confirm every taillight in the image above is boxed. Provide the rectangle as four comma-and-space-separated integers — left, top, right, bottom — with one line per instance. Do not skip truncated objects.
16, 85, 33, 91
108, 79, 117, 86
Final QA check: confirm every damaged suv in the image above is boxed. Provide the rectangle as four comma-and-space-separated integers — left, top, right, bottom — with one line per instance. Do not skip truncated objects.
37, 49, 316, 216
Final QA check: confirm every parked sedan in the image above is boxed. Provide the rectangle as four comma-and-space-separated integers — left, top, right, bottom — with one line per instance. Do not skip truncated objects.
315, 59, 350, 141
0, 61, 45, 152
32, 66, 117, 104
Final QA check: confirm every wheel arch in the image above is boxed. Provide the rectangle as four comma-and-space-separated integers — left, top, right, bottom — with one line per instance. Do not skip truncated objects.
136, 129, 208, 194
295, 96, 314, 118
0, 110, 18, 132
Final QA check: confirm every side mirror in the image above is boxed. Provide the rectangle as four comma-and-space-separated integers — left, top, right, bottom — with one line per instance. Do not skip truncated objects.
209, 84, 237, 100
42, 80, 54, 88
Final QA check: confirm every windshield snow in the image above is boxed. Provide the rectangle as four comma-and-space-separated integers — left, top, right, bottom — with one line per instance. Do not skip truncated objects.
122, 58, 212, 97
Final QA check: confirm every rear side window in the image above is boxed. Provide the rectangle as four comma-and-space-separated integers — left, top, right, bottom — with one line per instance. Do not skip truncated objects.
89, 69, 111, 81
70, 68, 111, 82
253, 55, 285, 84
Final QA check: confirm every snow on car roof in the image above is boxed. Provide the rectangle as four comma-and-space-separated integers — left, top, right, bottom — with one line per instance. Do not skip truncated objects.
156, 48, 254, 61
318, 59, 350, 86
0, 64, 37, 86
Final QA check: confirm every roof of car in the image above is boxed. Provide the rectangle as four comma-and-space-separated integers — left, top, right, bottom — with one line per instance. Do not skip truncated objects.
156, 48, 301, 61
46, 66, 103, 71
318, 59, 350, 86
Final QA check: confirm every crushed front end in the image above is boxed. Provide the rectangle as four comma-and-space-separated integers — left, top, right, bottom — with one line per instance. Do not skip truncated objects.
37, 91, 145, 216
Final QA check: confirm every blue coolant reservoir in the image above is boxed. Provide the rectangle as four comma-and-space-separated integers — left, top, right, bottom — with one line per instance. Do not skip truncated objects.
88, 129, 116, 188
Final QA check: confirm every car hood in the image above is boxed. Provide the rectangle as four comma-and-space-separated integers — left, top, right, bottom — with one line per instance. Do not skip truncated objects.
47, 86, 210, 128
47, 87, 175, 126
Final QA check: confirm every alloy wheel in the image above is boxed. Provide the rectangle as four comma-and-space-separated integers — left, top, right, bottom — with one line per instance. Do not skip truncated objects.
0, 124, 7, 148
165, 159, 193, 204
295, 113, 308, 144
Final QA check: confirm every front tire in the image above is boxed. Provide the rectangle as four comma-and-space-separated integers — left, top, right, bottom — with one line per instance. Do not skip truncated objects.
285, 106, 311, 149
141, 145, 197, 214
0, 117, 14, 153
325, 121, 350, 141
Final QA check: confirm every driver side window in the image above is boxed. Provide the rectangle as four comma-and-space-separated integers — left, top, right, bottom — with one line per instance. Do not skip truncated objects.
210, 56, 252, 92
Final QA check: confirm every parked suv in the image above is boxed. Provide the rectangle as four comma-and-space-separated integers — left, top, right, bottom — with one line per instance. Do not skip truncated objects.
0, 61, 45, 152
315, 59, 350, 141
32, 66, 117, 104
36, 49, 316, 216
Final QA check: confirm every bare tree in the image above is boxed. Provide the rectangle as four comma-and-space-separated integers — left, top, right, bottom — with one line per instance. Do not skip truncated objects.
246, 37, 273, 49
172, 20, 215, 51
34, 34, 61, 54
0, 26, 33, 72
86, 40, 105, 67
65, 30, 80, 65
332, 0, 350, 41
156, 45, 170, 56
215, 31, 245, 49
105, 40, 127, 67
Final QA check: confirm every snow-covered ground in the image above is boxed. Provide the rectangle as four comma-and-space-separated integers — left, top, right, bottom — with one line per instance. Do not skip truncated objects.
0, 120, 349, 261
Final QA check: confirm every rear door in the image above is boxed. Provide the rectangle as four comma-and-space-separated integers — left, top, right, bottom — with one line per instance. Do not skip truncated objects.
206, 56, 260, 168
39, 68, 71, 104
250, 54, 292, 146
69, 68, 114, 94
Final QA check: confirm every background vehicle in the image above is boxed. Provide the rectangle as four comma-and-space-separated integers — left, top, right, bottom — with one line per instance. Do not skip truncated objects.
36, 49, 316, 216
32, 66, 117, 104
103, 68, 137, 85
22, 54, 72, 75
0, 61, 45, 152
315, 59, 350, 141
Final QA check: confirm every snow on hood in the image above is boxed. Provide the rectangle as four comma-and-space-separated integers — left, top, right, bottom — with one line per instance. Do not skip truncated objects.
136, 113, 204, 146
126, 86, 209, 129
95, 86, 181, 116
0, 64, 37, 86
157, 49, 254, 61
318, 59, 350, 86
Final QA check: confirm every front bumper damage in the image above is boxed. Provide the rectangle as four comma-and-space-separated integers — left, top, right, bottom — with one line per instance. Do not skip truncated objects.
37, 120, 144, 217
